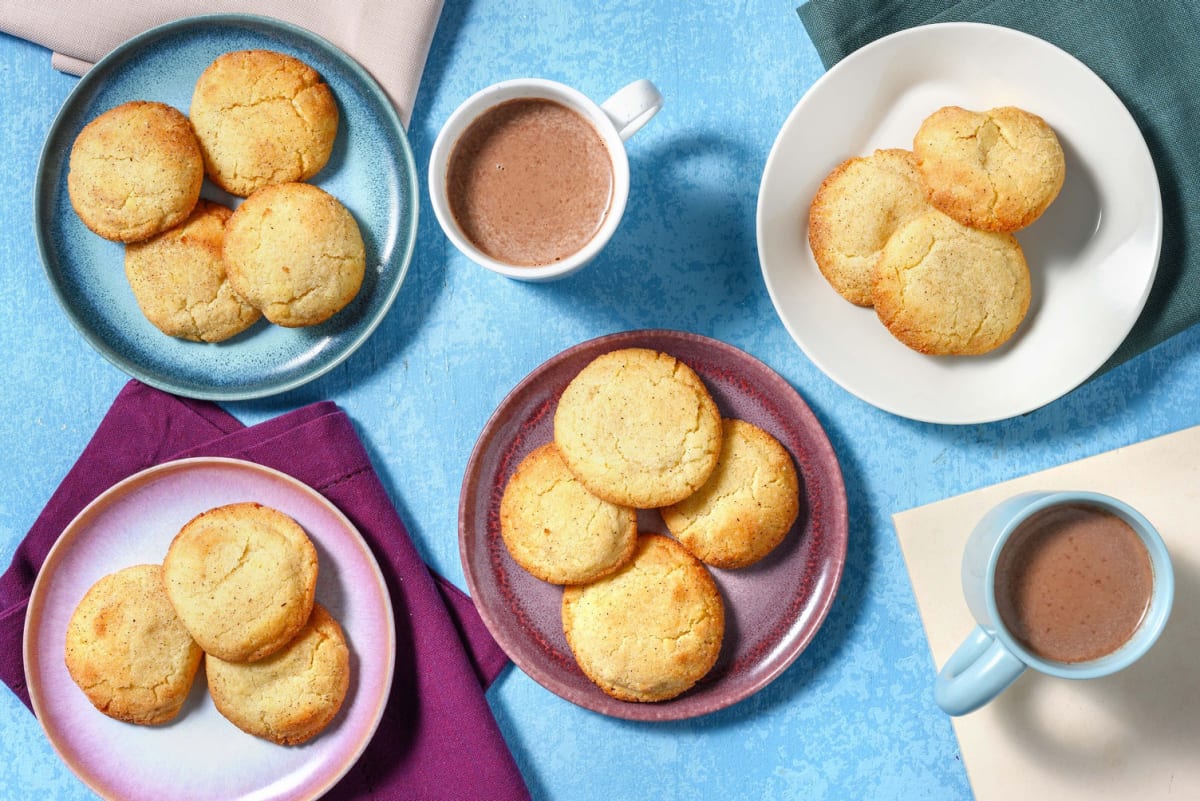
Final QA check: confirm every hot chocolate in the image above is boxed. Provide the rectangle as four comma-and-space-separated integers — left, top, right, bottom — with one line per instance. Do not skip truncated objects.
446, 98, 614, 267
994, 503, 1153, 664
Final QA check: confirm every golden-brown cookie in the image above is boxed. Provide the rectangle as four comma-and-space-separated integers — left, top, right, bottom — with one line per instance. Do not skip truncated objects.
67, 100, 204, 243
662, 418, 800, 569
222, 182, 365, 327
913, 105, 1065, 232
872, 209, 1031, 356
124, 200, 261, 342
64, 564, 203, 725
808, 148, 931, 306
562, 534, 724, 702
189, 49, 339, 197
499, 442, 638, 584
206, 603, 349, 745
553, 348, 722, 509
162, 502, 318, 663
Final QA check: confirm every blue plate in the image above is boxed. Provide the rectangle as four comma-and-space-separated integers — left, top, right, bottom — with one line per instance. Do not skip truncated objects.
35, 14, 418, 400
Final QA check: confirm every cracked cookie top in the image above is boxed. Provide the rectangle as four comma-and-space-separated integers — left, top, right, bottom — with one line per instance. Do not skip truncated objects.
222, 181, 365, 327
499, 442, 638, 585
872, 209, 1030, 356
808, 148, 931, 306
67, 100, 204, 243
914, 105, 1065, 233
206, 603, 349, 745
163, 502, 318, 663
662, 418, 800, 569
124, 200, 261, 342
553, 347, 722, 509
562, 533, 725, 703
189, 49, 339, 197
64, 564, 203, 725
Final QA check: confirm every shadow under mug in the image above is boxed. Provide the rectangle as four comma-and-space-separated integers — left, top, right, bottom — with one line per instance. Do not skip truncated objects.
428, 77, 663, 282
935, 490, 1174, 716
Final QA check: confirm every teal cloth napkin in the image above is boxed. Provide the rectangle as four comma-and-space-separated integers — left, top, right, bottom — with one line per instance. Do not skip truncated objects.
797, 0, 1200, 371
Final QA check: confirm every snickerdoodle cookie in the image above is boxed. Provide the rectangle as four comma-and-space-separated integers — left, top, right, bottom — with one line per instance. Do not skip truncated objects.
499, 443, 638, 585
808, 148, 931, 306
162, 502, 318, 663
872, 209, 1031, 355
562, 534, 724, 702
189, 49, 339, 197
206, 603, 349, 745
662, 419, 800, 569
64, 564, 203, 725
124, 200, 261, 342
223, 182, 365, 327
913, 105, 1065, 232
553, 348, 722, 509
67, 100, 204, 243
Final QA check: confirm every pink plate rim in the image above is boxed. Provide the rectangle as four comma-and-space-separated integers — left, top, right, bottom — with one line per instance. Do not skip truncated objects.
24, 456, 396, 801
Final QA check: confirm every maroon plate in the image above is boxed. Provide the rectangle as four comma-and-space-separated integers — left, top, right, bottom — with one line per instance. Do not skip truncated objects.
458, 330, 848, 720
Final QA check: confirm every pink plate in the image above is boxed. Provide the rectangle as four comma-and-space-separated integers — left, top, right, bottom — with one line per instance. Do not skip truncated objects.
24, 458, 395, 801
459, 330, 848, 720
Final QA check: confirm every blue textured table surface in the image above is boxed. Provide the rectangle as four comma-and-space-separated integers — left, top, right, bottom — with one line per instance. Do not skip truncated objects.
4, 4, 1200, 800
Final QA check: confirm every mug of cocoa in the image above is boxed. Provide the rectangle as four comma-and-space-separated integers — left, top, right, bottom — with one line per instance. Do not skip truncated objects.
935, 490, 1173, 716
429, 77, 662, 281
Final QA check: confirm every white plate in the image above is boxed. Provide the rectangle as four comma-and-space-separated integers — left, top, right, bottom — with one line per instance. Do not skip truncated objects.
757, 22, 1162, 424
24, 458, 395, 801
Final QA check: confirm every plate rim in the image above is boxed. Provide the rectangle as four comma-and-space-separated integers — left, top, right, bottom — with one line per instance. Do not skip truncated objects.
458, 328, 849, 721
33, 13, 419, 401
23, 455, 397, 801
756, 20, 1163, 424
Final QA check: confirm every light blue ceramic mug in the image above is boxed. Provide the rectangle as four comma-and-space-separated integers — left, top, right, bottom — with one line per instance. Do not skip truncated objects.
935, 490, 1174, 716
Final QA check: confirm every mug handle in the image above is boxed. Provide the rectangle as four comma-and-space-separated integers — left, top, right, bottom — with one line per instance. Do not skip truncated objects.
600, 79, 663, 141
934, 626, 1026, 716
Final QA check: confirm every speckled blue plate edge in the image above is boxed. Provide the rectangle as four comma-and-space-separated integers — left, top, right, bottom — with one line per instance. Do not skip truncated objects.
33, 13, 419, 401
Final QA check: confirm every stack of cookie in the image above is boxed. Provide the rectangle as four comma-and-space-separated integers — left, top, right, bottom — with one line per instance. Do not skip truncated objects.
499, 347, 801, 703
64, 502, 350, 746
808, 105, 1065, 356
67, 49, 364, 342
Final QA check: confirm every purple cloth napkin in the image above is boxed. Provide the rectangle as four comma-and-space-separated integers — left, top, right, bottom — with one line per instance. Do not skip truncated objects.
0, 380, 530, 801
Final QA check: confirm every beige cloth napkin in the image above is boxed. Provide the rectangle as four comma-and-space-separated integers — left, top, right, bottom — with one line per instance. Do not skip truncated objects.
894, 427, 1200, 800
0, 0, 442, 126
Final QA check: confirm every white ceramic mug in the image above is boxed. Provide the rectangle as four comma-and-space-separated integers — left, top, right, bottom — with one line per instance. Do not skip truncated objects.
428, 78, 663, 282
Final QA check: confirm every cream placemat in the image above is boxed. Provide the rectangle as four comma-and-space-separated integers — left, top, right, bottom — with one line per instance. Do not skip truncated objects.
894, 425, 1200, 800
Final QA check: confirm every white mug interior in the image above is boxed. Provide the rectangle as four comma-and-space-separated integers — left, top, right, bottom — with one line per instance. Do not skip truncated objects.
428, 78, 635, 282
